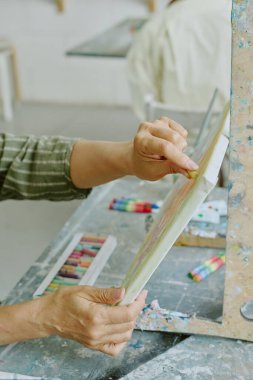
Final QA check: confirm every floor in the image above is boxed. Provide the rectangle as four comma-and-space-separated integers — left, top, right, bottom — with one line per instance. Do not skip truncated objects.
0, 102, 139, 301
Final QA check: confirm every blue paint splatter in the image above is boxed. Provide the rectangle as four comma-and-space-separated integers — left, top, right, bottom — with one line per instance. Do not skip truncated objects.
230, 193, 244, 208
239, 38, 250, 49
232, 2, 247, 24
227, 181, 233, 192
231, 158, 244, 172
240, 98, 248, 105
129, 340, 144, 349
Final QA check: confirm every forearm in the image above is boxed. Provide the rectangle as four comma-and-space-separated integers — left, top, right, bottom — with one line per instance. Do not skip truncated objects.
0, 134, 90, 201
0, 298, 49, 345
70, 140, 133, 188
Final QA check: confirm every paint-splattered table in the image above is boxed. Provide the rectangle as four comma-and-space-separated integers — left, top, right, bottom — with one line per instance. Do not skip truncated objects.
122, 334, 253, 380
0, 176, 227, 380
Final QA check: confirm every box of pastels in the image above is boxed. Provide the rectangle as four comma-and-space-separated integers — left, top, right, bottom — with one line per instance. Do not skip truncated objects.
33, 233, 117, 298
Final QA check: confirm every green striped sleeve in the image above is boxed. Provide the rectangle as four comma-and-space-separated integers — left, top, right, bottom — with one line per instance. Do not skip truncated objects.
0, 134, 91, 201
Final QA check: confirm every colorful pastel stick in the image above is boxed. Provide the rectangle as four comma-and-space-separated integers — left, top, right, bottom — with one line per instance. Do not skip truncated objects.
54, 276, 78, 285
188, 254, 223, 278
108, 197, 160, 213
79, 261, 91, 268
47, 283, 60, 290
191, 254, 225, 282
188, 252, 225, 282
80, 256, 93, 262
109, 202, 151, 213
45, 287, 54, 292
75, 266, 87, 273
71, 251, 83, 257
80, 236, 106, 244
70, 252, 81, 257
187, 170, 198, 179
61, 265, 76, 272
82, 243, 101, 249
80, 248, 97, 257
66, 259, 79, 266
59, 272, 80, 279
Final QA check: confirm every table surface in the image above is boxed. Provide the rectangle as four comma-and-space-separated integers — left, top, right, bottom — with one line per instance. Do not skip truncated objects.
0, 176, 227, 380
66, 18, 147, 58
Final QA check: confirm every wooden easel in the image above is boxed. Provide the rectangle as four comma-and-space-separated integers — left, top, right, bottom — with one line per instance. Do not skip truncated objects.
137, 0, 253, 341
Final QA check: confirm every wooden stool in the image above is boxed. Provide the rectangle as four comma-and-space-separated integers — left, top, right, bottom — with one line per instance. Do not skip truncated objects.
0, 40, 21, 122
147, 0, 156, 12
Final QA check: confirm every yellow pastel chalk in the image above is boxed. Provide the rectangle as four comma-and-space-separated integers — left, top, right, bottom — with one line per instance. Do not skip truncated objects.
188, 170, 198, 179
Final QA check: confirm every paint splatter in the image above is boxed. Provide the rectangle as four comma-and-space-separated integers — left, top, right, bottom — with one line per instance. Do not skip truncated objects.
230, 243, 241, 255
230, 192, 244, 207
128, 340, 144, 350
233, 285, 242, 295
136, 300, 192, 332
238, 37, 251, 49
227, 181, 233, 192
239, 98, 248, 105
230, 158, 244, 172
241, 245, 252, 264
230, 243, 252, 264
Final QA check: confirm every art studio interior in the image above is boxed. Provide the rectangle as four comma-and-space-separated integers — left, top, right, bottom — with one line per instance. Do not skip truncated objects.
0, 0, 252, 379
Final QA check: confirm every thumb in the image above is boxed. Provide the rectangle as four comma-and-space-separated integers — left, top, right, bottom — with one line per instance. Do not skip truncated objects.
84, 286, 125, 305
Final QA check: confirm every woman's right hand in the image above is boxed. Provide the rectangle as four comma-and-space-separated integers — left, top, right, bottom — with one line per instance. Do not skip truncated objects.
39, 286, 147, 356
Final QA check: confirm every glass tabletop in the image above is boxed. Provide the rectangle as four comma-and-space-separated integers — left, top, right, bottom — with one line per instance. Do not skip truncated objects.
66, 18, 147, 58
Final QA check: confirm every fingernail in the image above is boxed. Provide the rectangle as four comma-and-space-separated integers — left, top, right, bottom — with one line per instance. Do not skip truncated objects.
142, 289, 148, 298
186, 159, 199, 170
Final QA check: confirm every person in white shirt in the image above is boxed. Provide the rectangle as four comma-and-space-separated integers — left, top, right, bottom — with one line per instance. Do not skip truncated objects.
128, 0, 232, 121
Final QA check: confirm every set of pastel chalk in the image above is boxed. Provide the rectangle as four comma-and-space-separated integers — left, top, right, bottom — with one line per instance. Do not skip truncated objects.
33, 233, 117, 298
109, 197, 161, 213
188, 252, 225, 282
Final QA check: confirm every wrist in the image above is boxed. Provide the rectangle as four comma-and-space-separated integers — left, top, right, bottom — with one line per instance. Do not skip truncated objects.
0, 296, 53, 345
120, 141, 134, 176
34, 293, 58, 337
71, 140, 135, 188
22, 296, 53, 339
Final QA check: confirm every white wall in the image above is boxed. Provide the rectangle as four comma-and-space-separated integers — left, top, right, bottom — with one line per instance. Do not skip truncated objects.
0, 0, 154, 105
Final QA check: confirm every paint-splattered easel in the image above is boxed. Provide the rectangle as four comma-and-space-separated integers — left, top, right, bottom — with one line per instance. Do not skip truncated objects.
134, 0, 253, 342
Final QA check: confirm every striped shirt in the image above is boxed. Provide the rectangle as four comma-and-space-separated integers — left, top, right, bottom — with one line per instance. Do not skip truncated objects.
0, 134, 91, 201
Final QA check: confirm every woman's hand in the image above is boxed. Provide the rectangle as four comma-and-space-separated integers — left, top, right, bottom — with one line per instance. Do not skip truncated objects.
0, 286, 146, 356
70, 116, 198, 188
131, 117, 198, 180
40, 286, 147, 356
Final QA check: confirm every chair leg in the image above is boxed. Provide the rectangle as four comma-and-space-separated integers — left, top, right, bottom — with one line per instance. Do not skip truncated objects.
56, 0, 65, 12
147, 0, 156, 12
0, 53, 13, 121
10, 46, 21, 101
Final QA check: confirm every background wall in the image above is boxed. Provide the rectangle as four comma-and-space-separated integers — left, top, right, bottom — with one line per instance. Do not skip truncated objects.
0, 0, 167, 106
